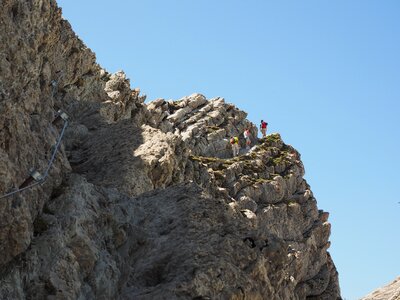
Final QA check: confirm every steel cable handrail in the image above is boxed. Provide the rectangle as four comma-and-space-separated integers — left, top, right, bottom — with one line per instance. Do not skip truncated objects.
0, 117, 69, 200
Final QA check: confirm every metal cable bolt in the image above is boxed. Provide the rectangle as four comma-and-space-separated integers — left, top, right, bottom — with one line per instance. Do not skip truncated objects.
30, 170, 43, 182
59, 111, 69, 121
52, 110, 69, 125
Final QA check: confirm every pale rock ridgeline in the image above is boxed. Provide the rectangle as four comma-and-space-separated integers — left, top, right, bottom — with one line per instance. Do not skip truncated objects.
361, 277, 400, 300
0, 0, 341, 299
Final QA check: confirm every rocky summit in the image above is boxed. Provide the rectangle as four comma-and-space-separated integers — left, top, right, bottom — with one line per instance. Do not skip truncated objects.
0, 0, 341, 299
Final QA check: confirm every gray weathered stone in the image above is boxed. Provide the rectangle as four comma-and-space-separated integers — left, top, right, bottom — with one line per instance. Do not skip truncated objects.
0, 1, 341, 299
361, 277, 400, 300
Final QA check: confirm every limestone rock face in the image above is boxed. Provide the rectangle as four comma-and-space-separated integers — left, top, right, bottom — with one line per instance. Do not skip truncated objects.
361, 277, 400, 300
147, 94, 258, 158
68, 122, 189, 196
0, 0, 147, 267
0, 1, 341, 299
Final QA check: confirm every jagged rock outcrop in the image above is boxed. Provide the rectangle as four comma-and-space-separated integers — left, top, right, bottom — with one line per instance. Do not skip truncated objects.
0, 0, 341, 299
147, 94, 258, 158
186, 135, 341, 299
361, 277, 400, 300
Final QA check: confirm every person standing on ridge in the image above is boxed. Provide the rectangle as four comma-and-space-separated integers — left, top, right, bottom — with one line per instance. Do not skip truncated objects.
244, 128, 251, 149
260, 120, 268, 138
230, 136, 240, 157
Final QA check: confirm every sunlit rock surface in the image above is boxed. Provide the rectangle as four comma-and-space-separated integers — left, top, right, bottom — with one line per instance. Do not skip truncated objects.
0, 1, 341, 299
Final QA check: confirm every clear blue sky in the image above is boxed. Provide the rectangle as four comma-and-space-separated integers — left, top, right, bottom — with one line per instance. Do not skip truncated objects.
58, 1, 400, 299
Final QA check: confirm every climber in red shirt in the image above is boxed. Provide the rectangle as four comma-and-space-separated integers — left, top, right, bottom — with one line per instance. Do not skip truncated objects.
260, 120, 268, 138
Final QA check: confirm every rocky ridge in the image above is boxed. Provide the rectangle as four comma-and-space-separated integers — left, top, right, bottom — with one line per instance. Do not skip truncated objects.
361, 277, 400, 300
147, 94, 258, 158
0, 0, 341, 299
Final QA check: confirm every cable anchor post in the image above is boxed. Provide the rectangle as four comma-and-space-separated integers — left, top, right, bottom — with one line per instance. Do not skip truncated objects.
19, 169, 43, 189
52, 110, 69, 125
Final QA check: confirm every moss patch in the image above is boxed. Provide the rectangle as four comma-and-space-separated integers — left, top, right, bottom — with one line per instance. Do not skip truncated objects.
190, 133, 298, 186
213, 170, 225, 180
265, 134, 282, 143
206, 125, 221, 132
253, 178, 272, 184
